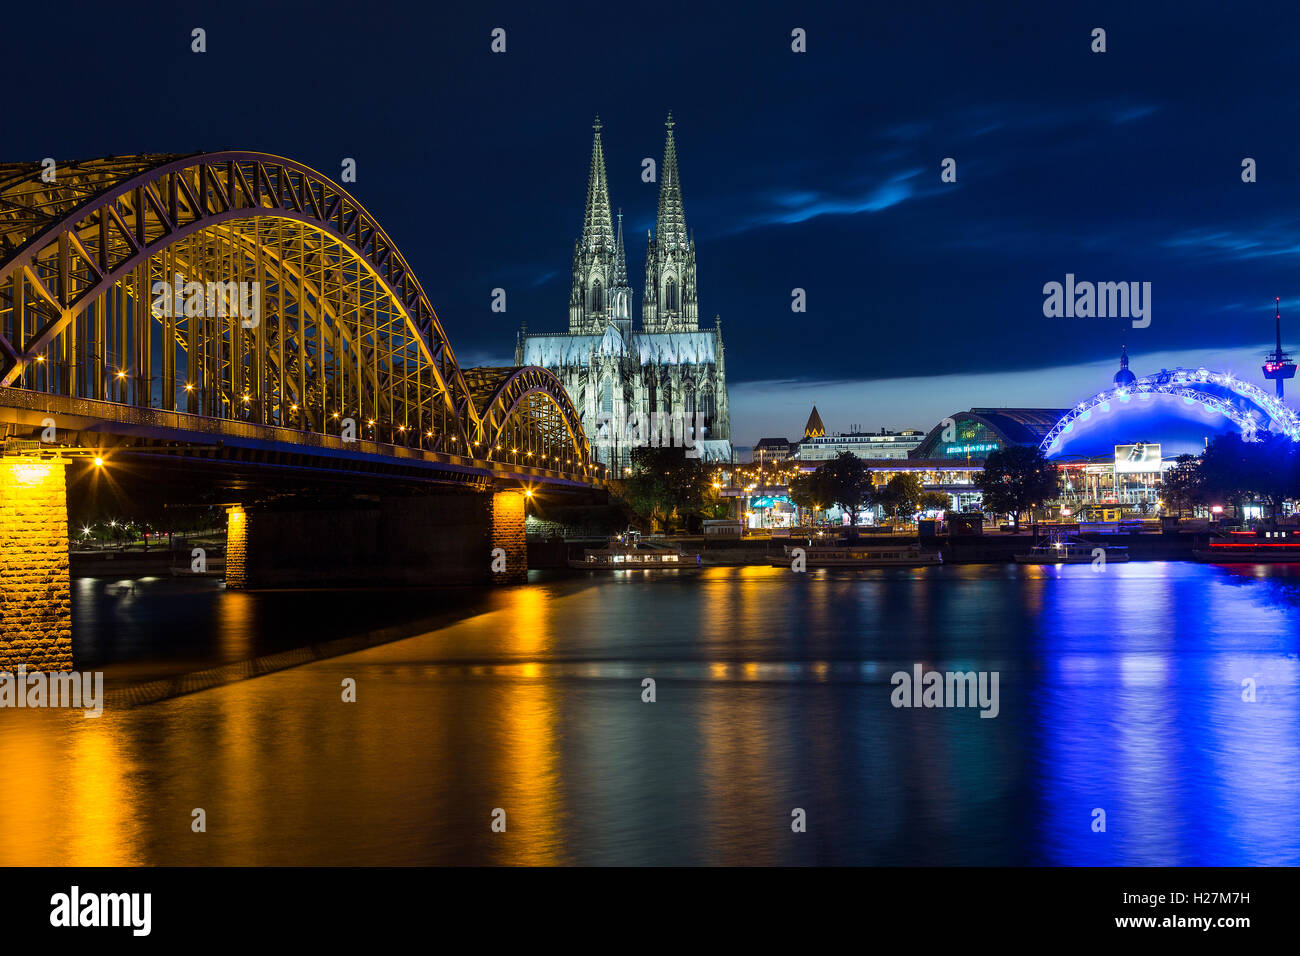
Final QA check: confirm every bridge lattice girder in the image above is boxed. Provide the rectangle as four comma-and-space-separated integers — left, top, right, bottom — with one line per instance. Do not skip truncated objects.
0, 151, 593, 477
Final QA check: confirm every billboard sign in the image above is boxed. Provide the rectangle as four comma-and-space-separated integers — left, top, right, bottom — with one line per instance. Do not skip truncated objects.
1114, 442, 1161, 474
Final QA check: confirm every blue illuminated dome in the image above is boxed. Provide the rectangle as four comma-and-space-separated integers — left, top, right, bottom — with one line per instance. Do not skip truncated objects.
1043, 364, 1300, 459
1112, 344, 1137, 388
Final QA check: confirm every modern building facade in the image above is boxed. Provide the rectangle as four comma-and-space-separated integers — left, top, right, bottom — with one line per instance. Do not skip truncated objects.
909, 408, 1066, 461
515, 115, 732, 471
798, 426, 927, 462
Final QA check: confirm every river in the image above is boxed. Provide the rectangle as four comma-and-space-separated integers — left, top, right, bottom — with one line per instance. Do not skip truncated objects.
1, 562, 1297, 865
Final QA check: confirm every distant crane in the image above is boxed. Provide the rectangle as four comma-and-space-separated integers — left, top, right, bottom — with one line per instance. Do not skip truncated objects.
1263, 297, 1296, 398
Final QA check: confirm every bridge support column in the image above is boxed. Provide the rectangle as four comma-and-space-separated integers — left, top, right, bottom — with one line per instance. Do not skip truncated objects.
0, 458, 73, 670
225, 505, 248, 589
491, 490, 528, 584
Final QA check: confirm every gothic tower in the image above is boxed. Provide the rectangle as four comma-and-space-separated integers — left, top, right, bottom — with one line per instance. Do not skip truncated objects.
643, 113, 699, 333
610, 209, 633, 338
516, 113, 733, 471
569, 116, 618, 333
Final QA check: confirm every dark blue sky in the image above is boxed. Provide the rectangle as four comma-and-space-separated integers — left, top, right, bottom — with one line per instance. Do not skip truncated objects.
12, 0, 1300, 443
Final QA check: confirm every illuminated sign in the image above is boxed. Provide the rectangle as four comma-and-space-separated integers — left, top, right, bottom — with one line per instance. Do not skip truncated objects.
941, 442, 999, 456
1114, 442, 1161, 474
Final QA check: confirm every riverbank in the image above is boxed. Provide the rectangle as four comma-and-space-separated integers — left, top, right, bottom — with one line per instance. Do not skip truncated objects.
528, 531, 1204, 567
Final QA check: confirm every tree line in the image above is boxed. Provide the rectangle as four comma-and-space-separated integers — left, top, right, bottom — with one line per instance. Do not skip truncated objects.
614, 432, 1300, 535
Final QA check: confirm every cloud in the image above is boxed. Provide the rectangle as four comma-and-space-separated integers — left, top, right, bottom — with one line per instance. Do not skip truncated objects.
725, 169, 925, 234
1162, 228, 1300, 261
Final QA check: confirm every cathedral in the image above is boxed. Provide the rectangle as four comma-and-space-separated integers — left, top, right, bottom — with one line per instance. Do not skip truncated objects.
515, 114, 732, 471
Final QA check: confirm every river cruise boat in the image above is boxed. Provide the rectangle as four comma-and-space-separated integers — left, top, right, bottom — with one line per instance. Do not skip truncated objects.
1014, 528, 1129, 564
570, 531, 701, 571
1194, 530, 1300, 563
768, 541, 943, 568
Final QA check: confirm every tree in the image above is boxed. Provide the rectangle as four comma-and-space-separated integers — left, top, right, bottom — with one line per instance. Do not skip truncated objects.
1160, 454, 1201, 517
622, 446, 713, 532
819, 452, 874, 537
974, 445, 1061, 531
875, 473, 924, 525
788, 469, 835, 525
918, 491, 951, 514
1199, 432, 1300, 520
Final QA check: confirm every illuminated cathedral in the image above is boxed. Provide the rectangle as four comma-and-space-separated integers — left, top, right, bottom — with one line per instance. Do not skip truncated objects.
515, 115, 732, 470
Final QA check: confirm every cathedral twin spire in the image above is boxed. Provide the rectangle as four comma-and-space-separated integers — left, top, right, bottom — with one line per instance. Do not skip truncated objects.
654, 112, 689, 252
581, 116, 615, 256
643, 112, 698, 333
570, 116, 630, 333
569, 113, 698, 335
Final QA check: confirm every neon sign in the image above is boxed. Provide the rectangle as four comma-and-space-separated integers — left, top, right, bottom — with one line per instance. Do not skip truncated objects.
942, 442, 999, 456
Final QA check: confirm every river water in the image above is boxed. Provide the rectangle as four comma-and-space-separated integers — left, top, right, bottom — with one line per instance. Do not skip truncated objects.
1, 562, 1297, 865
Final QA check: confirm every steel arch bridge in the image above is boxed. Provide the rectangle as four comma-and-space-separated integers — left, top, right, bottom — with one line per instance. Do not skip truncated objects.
1041, 366, 1300, 456
0, 151, 594, 482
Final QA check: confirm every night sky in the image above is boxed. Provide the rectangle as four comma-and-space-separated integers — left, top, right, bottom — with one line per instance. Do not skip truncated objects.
10, 0, 1300, 446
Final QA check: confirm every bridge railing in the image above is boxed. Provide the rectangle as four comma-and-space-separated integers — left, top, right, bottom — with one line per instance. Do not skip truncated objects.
0, 387, 603, 487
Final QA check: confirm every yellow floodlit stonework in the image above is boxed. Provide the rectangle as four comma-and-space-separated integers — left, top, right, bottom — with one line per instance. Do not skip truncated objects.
0, 458, 72, 670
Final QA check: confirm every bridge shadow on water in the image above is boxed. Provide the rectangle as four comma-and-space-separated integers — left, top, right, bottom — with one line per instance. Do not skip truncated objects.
71, 572, 597, 691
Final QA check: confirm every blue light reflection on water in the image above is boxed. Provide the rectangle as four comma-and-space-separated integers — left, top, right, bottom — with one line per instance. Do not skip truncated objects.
1034, 562, 1300, 865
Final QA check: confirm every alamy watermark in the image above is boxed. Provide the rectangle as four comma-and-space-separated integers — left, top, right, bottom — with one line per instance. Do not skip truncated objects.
152, 275, 261, 329
1042, 274, 1150, 329
890, 664, 999, 718
594, 409, 709, 458
50, 886, 150, 936
0, 666, 104, 717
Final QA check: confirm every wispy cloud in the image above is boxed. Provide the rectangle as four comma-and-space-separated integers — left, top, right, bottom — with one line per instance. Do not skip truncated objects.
720, 168, 926, 236
1162, 228, 1300, 261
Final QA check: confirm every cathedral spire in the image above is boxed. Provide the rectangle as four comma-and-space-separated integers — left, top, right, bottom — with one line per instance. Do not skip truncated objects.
570, 116, 620, 332
609, 207, 633, 330
656, 112, 688, 251
582, 115, 615, 255
643, 113, 698, 332
614, 208, 628, 287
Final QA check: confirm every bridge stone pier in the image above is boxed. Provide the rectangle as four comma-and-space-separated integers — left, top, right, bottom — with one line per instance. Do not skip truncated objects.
225, 487, 530, 590
491, 489, 528, 585
0, 458, 73, 670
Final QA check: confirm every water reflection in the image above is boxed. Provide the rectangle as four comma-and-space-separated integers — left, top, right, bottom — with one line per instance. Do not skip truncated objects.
0, 562, 1296, 864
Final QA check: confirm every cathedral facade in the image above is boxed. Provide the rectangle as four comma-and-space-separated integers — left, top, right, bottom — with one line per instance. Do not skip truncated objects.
515, 115, 732, 471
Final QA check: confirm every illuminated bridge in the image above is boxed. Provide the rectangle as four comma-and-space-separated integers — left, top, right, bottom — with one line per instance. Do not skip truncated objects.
0, 152, 602, 666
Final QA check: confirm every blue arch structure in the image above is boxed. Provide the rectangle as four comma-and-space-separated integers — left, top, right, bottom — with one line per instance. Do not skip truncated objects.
1041, 367, 1300, 459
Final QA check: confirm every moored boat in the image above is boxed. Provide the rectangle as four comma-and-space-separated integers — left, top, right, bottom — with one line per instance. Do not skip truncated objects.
1014, 528, 1129, 564
768, 541, 943, 568
569, 531, 701, 571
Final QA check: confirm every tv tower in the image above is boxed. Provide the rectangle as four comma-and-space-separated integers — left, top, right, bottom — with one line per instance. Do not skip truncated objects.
1262, 297, 1296, 398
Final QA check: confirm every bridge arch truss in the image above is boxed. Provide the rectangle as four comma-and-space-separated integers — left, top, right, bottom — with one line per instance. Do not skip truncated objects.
0, 152, 594, 478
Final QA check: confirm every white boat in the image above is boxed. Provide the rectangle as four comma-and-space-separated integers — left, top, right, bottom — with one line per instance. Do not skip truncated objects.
570, 531, 701, 571
769, 541, 943, 568
1014, 528, 1129, 564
